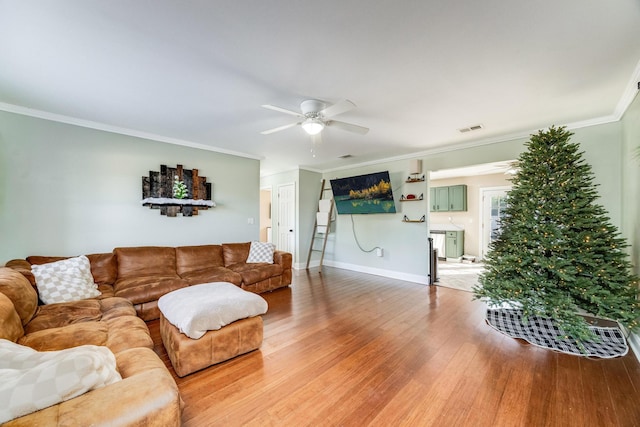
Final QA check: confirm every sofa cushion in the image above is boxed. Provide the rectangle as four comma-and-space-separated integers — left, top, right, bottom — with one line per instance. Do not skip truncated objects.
22, 297, 137, 335
24, 300, 102, 335
222, 242, 251, 267
31, 256, 101, 304
114, 247, 177, 279
86, 253, 118, 286
175, 245, 224, 275
114, 276, 188, 306
28, 253, 117, 286
246, 241, 275, 264
18, 322, 109, 351
0, 293, 23, 342
0, 339, 121, 424
179, 266, 242, 286
227, 263, 283, 285
103, 316, 155, 353
26, 256, 67, 265
0, 268, 38, 325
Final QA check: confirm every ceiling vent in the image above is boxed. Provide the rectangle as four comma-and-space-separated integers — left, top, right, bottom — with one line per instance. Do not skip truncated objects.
339, 154, 353, 159
458, 124, 484, 133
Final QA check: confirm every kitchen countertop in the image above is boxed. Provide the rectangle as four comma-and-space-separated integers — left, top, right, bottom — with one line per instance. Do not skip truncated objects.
430, 223, 464, 232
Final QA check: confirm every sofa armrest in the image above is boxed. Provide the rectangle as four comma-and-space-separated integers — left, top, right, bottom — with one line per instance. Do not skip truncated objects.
4, 259, 35, 287
3, 348, 182, 427
273, 251, 292, 269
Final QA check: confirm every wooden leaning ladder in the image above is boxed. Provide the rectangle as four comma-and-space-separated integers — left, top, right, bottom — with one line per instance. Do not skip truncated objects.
306, 179, 335, 269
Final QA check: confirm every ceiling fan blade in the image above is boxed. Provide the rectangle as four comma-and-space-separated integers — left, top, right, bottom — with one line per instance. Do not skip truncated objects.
326, 120, 369, 135
320, 99, 356, 118
260, 121, 300, 135
261, 104, 304, 117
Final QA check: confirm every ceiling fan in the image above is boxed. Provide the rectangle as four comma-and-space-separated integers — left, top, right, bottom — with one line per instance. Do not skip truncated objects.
260, 99, 369, 136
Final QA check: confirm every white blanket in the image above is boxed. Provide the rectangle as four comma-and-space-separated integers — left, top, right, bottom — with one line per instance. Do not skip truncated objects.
158, 282, 268, 339
0, 339, 121, 424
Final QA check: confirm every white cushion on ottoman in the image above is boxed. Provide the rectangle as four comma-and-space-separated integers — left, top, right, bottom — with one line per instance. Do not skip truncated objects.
158, 282, 268, 339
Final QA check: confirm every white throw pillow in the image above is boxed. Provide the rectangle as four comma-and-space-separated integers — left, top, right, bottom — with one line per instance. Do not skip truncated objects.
0, 339, 121, 424
158, 282, 268, 339
31, 255, 101, 304
246, 241, 275, 264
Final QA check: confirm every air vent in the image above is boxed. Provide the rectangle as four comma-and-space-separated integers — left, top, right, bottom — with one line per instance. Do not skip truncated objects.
339, 154, 353, 159
458, 124, 484, 133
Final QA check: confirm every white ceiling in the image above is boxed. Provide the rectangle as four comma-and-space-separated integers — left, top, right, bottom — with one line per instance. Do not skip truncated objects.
1, 1, 639, 176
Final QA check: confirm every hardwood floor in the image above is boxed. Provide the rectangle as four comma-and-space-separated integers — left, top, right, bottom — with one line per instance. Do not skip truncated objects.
147, 267, 640, 426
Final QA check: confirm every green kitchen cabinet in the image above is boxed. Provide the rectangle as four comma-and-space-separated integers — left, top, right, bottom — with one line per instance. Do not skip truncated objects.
445, 230, 464, 258
431, 187, 450, 212
448, 185, 467, 211
430, 185, 467, 212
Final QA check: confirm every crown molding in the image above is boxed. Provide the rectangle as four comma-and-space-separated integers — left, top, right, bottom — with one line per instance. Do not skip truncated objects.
321, 113, 623, 174
0, 102, 263, 161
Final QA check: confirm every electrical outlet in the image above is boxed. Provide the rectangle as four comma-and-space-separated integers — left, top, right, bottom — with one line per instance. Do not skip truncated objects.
247, 218, 254, 225
376, 248, 383, 257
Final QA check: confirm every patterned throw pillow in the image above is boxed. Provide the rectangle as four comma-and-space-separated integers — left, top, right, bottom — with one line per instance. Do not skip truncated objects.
246, 242, 275, 264
31, 256, 101, 304
0, 339, 121, 424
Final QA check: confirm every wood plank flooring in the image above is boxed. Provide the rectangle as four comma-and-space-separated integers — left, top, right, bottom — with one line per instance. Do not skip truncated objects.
147, 267, 640, 426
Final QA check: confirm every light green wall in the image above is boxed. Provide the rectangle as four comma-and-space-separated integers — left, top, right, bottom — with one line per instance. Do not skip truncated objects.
621, 93, 640, 273
0, 111, 260, 263
572, 122, 623, 227
620, 92, 640, 357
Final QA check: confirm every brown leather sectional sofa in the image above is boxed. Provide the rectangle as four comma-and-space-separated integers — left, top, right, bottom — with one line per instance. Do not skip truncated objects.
0, 267, 182, 426
1, 242, 292, 426
8, 242, 293, 321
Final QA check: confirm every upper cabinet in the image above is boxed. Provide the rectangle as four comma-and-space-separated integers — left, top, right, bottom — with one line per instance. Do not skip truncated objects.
430, 184, 467, 212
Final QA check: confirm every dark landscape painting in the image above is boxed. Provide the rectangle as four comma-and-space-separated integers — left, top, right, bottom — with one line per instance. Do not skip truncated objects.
330, 171, 396, 214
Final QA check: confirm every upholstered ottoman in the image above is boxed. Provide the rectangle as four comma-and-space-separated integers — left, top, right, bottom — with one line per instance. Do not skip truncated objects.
158, 282, 267, 377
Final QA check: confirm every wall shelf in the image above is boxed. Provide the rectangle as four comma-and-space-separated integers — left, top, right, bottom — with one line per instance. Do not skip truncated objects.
141, 197, 216, 207
402, 215, 426, 223
400, 193, 424, 202
405, 174, 425, 183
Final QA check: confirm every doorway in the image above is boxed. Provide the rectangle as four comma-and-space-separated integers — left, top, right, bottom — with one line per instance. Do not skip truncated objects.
480, 187, 510, 259
277, 183, 296, 255
259, 187, 272, 243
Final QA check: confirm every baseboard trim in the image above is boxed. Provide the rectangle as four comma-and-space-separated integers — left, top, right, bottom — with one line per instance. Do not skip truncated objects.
628, 332, 640, 362
320, 260, 429, 285
295, 260, 428, 284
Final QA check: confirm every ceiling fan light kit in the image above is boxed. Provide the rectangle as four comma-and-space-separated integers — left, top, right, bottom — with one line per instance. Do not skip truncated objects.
301, 118, 325, 135
261, 99, 369, 137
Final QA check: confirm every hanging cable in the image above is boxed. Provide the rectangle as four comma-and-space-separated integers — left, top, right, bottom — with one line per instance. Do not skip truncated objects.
350, 214, 381, 253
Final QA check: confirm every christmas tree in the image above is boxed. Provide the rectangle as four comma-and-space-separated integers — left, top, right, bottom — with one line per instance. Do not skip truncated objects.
474, 126, 639, 343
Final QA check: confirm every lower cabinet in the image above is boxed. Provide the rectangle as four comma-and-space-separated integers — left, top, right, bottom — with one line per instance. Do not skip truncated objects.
445, 230, 464, 258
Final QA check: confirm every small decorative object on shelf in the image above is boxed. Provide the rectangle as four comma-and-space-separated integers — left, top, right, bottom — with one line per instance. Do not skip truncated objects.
400, 193, 424, 202
142, 164, 215, 217
173, 176, 189, 199
405, 174, 425, 183
402, 214, 426, 223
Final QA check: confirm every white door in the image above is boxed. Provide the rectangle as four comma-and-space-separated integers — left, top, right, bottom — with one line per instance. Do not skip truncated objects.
480, 187, 510, 259
277, 183, 296, 255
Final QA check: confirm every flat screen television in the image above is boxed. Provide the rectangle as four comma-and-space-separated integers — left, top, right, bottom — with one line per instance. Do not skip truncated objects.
330, 171, 396, 214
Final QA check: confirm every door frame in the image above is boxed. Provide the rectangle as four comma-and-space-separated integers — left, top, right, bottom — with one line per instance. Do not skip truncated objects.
478, 186, 511, 260
277, 182, 296, 261
259, 185, 272, 243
